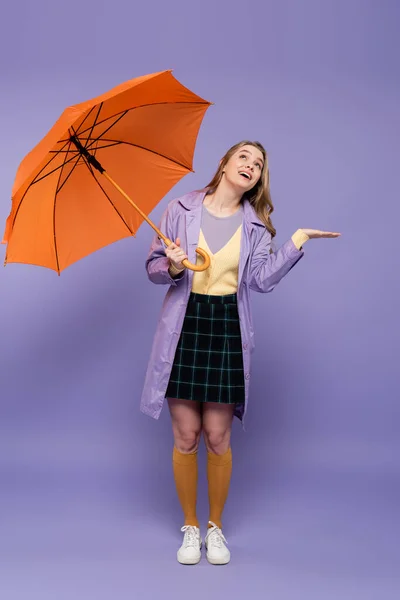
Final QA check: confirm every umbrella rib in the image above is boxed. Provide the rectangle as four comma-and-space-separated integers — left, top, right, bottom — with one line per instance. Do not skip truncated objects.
50, 139, 188, 170
31, 153, 80, 185
58, 112, 127, 150
60, 101, 208, 140
53, 141, 77, 273
56, 154, 82, 195
81, 156, 135, 236
84, 111, 128, 148
84, 103, 103, 151
8, 141, 79, 238
73, 104, 98, 136
8, 145, 81, 258
32, 121, 95, 184
88, 138, 192, 171
29, 138, 74, 185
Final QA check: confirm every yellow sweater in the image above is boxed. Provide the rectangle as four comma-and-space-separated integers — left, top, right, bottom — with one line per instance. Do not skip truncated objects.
192, 226, 242, 295
169, 228, 309, 295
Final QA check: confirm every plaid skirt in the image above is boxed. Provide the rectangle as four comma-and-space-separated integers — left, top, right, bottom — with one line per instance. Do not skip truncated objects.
165, 292, 245, 404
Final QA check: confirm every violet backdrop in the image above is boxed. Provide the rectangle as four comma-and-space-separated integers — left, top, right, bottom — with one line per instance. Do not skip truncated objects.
0, 1, 399, 598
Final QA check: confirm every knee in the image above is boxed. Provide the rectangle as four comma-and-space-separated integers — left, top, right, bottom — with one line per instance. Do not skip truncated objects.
174, 427, 201, 454
203, 428, 231, 455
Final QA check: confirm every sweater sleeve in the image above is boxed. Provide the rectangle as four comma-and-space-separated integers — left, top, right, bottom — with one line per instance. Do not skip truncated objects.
291, 229, 310, 250
168, 263, 185, 277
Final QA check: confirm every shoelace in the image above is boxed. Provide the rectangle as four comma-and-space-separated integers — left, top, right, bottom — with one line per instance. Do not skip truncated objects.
180, 525, 199, 548
207, 521, 228, 548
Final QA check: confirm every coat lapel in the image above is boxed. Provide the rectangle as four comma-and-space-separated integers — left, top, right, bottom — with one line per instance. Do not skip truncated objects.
179, 191, 206, 287
238, 199, 264, 287
238, 220, 251, 288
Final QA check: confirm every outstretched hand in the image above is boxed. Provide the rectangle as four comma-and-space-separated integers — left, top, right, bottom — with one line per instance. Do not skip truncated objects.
301, 229, 341, 239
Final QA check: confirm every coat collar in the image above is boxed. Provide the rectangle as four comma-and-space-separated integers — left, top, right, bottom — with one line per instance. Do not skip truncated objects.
178, 189, 265, 228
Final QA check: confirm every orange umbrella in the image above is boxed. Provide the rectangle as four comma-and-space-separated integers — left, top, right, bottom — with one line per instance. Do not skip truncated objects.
2, 70, 211, 274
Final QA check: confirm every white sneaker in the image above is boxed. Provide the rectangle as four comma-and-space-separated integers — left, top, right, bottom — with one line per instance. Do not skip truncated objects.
205, 521, 230, 565
177, 525, 202, 565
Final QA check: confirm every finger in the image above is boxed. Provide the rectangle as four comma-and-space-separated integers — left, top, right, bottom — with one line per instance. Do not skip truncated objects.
172, 253, 187, 263
315, 232, 341, 237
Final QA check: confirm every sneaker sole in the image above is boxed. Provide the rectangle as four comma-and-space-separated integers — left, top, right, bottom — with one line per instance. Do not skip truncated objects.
205, 545, 230, 565
206, 554, 230, 565
177, 554, 202, 565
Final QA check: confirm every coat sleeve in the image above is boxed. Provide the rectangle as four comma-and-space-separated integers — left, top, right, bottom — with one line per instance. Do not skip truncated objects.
248, 228, 304, 294
145, 202, 185, 286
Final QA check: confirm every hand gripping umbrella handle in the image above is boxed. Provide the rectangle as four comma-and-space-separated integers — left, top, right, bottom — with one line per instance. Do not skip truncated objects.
164, 238, 210, 272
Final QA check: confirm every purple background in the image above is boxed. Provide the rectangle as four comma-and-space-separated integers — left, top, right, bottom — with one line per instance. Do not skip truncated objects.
1, 1, 399, 598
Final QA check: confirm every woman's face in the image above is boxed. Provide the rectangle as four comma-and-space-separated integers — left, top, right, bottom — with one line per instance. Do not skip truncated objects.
223, 145, 264, 192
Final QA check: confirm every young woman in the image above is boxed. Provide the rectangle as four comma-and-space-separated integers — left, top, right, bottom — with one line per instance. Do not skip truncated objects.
140, 141, 340, 565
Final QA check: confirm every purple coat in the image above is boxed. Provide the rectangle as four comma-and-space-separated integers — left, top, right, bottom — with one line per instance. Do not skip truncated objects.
140, 189, 304, 427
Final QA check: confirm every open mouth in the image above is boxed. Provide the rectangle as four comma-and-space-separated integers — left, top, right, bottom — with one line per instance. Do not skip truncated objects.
239, 171, 252, 181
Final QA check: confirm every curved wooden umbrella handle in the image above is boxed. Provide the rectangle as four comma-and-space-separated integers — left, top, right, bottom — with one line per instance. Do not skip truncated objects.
182, 246, 210, 272
164, 238, 210, 272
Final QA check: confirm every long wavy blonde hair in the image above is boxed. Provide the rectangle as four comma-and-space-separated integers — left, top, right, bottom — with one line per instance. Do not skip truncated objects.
204, 140, 276, 238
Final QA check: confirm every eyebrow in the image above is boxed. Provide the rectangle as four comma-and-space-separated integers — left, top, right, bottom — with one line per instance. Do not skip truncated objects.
239, 149, 264, 166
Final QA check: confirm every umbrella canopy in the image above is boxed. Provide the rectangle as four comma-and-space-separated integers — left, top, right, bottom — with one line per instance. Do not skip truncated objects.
2, 70, 212, 273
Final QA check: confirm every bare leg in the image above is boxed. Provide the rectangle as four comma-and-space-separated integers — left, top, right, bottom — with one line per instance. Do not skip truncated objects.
168, 397, 202, 453
202, 403, 235, 455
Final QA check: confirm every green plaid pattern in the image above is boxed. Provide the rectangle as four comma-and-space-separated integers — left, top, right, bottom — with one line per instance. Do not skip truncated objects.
166, 292, 245, 404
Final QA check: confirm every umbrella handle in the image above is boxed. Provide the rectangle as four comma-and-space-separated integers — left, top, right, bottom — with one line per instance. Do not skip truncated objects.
164, 238, 210, 272
182, 246, 211, 272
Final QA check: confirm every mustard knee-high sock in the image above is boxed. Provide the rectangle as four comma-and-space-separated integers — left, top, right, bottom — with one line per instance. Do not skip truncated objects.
172, 447, 199, 528
207, 447, 232, 530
